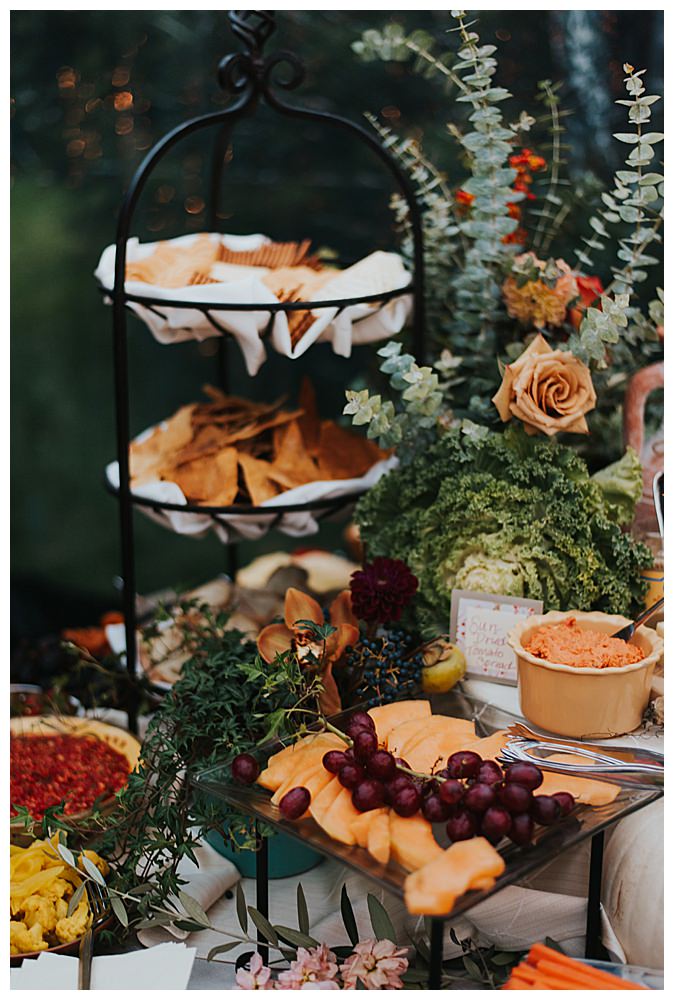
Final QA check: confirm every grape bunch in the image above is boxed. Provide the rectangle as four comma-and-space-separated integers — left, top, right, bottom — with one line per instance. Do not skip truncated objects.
231, 714, 576, 848
346, 630, 424, 707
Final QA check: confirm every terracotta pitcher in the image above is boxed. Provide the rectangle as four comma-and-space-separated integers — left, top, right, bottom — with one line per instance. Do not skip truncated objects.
623, 361, 664, 537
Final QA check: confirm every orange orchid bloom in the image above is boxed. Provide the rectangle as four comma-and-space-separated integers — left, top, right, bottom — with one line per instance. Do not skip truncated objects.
257, 588, 360, 716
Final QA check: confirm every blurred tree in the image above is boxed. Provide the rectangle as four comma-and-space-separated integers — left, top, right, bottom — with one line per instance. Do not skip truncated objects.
10, 10, 663, 639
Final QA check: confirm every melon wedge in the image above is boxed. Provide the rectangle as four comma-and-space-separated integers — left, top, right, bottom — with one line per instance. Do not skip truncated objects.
369, 700, 431, 743
270, 750, 332, 805
351, 808, 388, 848
538, 754, 620, 805
367, 811, 391, 866
461, 730, 510, 762
389, 813, 444, 872
404, 837, 505, 915
260, 733, 342, 790
309, 776, 342, 825
315, 786, 360, 846
403, 730, 480, 773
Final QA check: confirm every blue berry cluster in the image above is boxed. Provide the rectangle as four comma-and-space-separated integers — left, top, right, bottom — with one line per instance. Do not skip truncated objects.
346, 629, 424, 707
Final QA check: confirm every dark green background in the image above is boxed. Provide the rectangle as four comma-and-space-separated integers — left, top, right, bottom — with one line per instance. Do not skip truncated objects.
11, 10, 663, 640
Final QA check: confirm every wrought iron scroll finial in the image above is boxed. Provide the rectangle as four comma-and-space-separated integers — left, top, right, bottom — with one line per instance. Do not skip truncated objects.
219, 10, 305, 99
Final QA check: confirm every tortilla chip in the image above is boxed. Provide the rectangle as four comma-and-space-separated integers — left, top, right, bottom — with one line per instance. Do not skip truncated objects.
206, 448, 239, 506
130, 404, 195, 483
316, 421, 386, 480
238, 454, 280, 505
270, 419, 320, 487
297, 377, 321, 456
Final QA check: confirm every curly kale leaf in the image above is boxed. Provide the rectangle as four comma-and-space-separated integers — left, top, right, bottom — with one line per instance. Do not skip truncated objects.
355, 428, 650, 631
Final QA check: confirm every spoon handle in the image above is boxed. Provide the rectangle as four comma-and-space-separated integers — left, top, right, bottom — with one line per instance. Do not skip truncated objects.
632, 595, 664, 631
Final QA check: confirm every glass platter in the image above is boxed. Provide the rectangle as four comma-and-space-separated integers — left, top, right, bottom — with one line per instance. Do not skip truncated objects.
193, 688, 662, 920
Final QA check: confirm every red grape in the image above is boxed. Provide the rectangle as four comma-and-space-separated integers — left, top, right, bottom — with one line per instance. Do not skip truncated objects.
508, 812, 535, 846
366, 750, 397, 782
352, 729, 378, 761
438, 778, 464, 806
421, 793, 451, 823
322, 750, 348, 774
446, 808, 478, 842
435, 767, 451, 780
504, 762, 543, 791
383, 774, 414, 805
552, 791, 575, 816
394, 757, 411, 770
464, 782, 496, 813
477, 760, 503, 786
352, 779, 385, 813
531, 795, 561, 825
347, 711, 375, 735
448, 750, 482, 779
481, 806, 512, 844
338, 762, 366, 789
231, 753, 260, 785
343, 748, 356, 764
497, 782, 532, 815
422, 778, 439, 797
391, 783, 422, 817
279, 786, 310, 820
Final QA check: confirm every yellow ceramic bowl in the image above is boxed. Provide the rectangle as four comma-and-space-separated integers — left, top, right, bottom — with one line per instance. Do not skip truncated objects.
508, 610, 663, 738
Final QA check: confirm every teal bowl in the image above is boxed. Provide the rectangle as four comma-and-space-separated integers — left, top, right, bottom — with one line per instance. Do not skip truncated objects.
205, 827, 323, 879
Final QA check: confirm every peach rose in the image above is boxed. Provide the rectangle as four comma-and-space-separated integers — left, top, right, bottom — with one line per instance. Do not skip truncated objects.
492, 333, 596, 436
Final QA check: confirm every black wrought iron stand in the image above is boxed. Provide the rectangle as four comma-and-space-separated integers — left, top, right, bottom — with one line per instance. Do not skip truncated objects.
105, 10, 425, 736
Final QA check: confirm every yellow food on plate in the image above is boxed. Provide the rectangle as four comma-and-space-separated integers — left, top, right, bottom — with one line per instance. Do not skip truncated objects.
523, 616, 642, 669
9, 836, 107, 955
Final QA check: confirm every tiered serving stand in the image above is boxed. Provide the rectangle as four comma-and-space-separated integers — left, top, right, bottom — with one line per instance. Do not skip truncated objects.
102, 10, 425, 734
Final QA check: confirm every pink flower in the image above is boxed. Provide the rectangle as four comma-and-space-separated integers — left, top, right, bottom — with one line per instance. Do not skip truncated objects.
276, 945, 340, 990
236, 952, 273, 990
340, 939, 408, 990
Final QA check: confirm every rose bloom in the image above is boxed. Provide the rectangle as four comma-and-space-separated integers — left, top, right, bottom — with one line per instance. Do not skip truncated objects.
502, 254, 579, 328
492, 333, 596, 436
340, 939, 408, 990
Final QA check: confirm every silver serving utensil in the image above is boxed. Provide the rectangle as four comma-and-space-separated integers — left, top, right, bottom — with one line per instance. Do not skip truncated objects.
78, 883, 107, 990
507, 722, 664, 767
499, 737, 664, 786
611, 596, 664, 641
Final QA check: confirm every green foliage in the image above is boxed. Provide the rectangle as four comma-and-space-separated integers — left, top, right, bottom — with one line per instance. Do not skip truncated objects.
79, 604, 322, 921
571, 64, 663, 367
344, 341, 445, 461
355, 425, 651, 631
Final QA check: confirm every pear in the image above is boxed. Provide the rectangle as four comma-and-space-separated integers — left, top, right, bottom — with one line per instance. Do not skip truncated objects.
421, 638, 466, 694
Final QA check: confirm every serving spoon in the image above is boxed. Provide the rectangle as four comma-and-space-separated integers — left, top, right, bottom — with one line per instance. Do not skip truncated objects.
611, 596, 664, 642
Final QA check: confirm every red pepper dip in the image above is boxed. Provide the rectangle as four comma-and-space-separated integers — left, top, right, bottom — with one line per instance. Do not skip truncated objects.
10, 733, 130, 819
523, 617, 642, 669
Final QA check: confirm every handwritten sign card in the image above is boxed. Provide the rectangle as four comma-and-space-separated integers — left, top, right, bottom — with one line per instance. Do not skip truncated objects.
450, 590, 543, 685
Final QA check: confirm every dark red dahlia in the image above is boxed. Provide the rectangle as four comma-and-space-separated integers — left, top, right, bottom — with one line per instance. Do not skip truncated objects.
350, 558, 418, 625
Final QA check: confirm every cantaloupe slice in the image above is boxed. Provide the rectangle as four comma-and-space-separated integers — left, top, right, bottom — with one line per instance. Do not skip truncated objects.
367, 811, 391, 866
390, 716, 477, 764
403, 731, 481, 773
538, 754, 620, 805
461, 730, 510, 762
270, 751, 334, 805
351, 808, 388, 848
389, 813, 444, 872
369, 700, 431, 743
315, 786, 360, 846
386, 719, 434, 756
309, 776, 342, 825
259, 733, 342, 790
404, 837, 505, 915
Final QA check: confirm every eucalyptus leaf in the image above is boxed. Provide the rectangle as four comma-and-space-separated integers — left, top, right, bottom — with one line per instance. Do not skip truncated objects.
274, 926, 320, 949
81, 855, 106, 886
235, 882, 248, 933
56, 844, 76, 869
